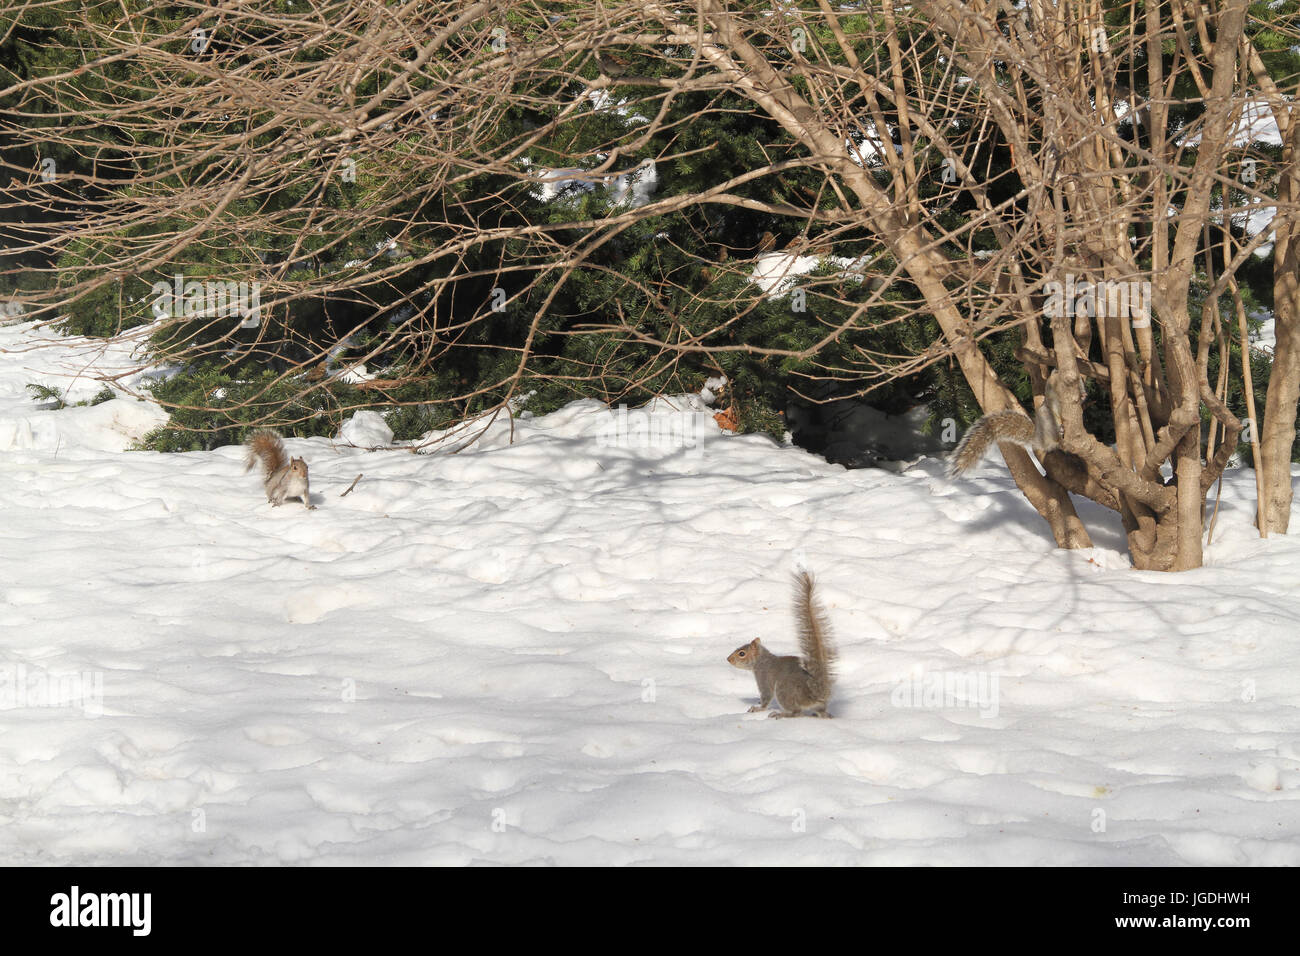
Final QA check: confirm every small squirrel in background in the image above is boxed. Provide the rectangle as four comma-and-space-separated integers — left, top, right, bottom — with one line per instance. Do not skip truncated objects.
947, 374, 1078, 478
727, 570, 837, 718
245, 430, 316, 509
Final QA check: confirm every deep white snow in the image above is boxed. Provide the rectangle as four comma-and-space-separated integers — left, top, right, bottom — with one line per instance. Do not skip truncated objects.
1, 317, 1298, 865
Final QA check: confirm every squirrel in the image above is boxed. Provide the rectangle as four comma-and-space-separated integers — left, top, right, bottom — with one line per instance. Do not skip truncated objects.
245, 430, 316, 509
947, 375, 1076, 478
727, 570, 837, 718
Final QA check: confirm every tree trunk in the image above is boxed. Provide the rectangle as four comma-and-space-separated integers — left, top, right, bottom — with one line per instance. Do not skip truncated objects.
1261, 117, 1300, 532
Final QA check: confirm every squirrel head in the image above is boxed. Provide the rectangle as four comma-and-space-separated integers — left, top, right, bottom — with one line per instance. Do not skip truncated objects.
727, 638, 762, 670
289, 457, 308, 476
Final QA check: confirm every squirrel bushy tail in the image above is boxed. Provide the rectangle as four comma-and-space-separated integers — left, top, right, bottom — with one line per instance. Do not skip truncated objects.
245, 429, 288, 479
793, 570, 836, 700
947, 377, 1072, 478
946, 410, 1036, 478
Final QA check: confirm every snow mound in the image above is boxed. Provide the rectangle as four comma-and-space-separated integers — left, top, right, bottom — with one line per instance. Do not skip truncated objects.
338, 410, 394, 448
0, 321, 168, 454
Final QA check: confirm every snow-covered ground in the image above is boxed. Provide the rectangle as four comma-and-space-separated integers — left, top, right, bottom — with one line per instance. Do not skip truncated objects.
1, 318, 1299, 865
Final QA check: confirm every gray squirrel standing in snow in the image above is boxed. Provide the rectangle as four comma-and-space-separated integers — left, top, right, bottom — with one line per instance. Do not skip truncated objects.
245, 430, 316, 509
727, 571, 837, 718
947, 372, 1082, 478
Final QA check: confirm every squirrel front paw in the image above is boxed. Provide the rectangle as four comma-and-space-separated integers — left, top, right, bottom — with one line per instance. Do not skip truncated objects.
747, 705, 766, 713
